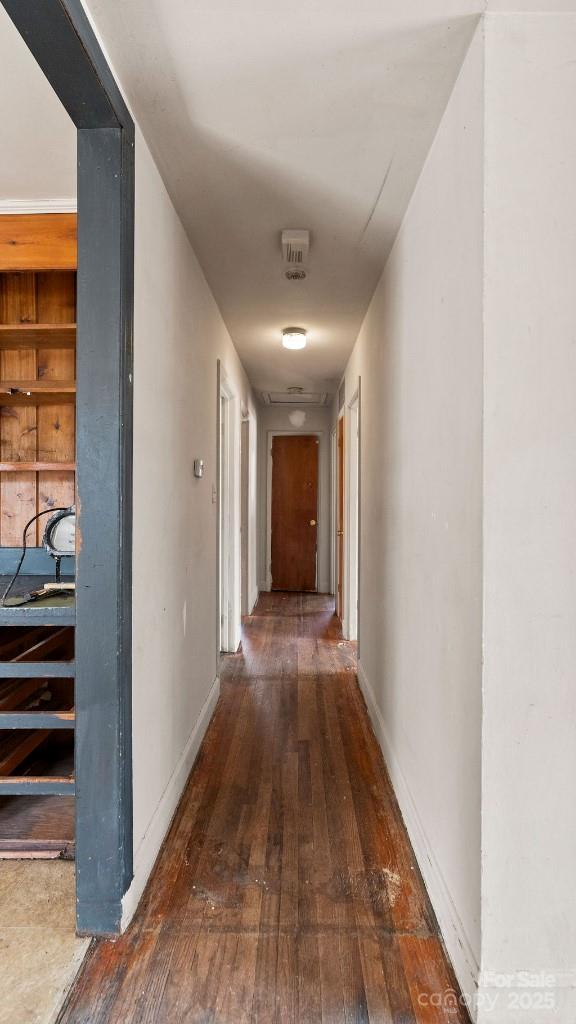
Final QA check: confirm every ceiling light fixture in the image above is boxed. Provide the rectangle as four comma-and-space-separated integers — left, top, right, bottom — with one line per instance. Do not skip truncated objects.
282, 327, 307, 350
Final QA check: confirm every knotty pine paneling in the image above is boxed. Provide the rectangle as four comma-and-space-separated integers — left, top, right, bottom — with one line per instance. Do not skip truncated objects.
0, 269, 76, 547
36, 272, 76, 543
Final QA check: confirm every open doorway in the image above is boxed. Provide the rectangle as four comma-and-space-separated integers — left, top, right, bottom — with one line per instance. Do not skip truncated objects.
218, 366, 240, 653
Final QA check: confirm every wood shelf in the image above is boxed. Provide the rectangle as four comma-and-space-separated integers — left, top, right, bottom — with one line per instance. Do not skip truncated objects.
0, 711, 75, 730
0, 385, 75, 403
0, 380, 75, 392
0, 214, 76, 273
0, 776, 75, 796
0, 324, 76, 349
0, 462, 75, 472
0, 381, 76, 405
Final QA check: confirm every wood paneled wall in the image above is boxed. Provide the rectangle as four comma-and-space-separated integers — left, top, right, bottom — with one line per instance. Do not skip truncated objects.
0, 271, 76, 546
0, 214, 77, 272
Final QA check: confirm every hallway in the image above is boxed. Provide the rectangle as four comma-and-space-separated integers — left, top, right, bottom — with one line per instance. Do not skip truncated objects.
59, 594, 467, 1023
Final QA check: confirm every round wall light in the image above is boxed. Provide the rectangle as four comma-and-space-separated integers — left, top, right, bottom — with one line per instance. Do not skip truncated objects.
282, 327, 307, 350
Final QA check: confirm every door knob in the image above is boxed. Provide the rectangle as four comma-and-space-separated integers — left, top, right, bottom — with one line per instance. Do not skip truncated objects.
337, 530, 343, 536
310, 519, 316, 526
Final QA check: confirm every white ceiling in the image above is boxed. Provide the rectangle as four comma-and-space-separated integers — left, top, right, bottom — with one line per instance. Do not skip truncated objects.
6, 1, 573, 394
0, 6, 76, 203
84, 0, 488, 395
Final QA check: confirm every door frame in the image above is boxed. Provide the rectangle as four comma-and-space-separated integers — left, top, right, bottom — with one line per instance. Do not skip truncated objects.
336, 412, 345, 620
344, 387, 360, 641
240, 416, 250, 616
1, 0, 135, 934
330, 425, 337, 597
266, 430, 322, 593
217, 364, 241, 653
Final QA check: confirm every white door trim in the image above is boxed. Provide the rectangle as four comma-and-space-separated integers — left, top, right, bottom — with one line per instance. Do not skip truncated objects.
344, 388, 360, 641
219, 366, 241, 653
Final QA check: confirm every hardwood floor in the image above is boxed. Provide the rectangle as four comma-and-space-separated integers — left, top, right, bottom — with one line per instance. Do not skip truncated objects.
59, 593, 469, 1023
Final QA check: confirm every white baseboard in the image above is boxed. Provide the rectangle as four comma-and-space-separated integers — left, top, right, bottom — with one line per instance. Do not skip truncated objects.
121, 675, 220, 930
356, 661, 480, 1015
249, 586, 259, 613
0, 198, 77, 214
258, 582, 331, 596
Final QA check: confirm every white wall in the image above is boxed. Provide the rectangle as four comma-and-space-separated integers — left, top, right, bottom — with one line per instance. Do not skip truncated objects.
123, 126, 257, 921
343, 25, 484, 1002
345, 13, 576, 1021
480, 14, 576, 1022
0, 5, 76, 205
257, 404, 332, 594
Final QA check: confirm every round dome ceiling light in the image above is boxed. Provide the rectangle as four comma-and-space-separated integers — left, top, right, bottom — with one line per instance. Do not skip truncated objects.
282, 327, 307, 350
289, 410, 307, 428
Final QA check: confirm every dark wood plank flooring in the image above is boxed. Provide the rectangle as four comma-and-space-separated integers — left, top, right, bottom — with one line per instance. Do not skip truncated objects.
59, 593, 469, 1023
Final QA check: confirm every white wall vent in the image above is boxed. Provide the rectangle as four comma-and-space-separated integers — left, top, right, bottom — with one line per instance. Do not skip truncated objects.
281, 229, 310, 280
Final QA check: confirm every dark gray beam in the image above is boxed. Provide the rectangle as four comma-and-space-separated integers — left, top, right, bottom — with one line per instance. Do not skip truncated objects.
0, 0, 132, 130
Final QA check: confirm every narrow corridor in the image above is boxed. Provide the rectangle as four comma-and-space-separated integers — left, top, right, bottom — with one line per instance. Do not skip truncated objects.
59, 594, 468, 1023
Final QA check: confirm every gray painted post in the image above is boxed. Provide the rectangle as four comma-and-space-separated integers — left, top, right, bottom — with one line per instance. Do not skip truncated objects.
75, 126, 134, 934
0, 0, 135, 935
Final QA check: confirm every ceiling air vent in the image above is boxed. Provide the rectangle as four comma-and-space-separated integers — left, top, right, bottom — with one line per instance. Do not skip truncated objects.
260, 390, 328, 406
281, 229, 310, 281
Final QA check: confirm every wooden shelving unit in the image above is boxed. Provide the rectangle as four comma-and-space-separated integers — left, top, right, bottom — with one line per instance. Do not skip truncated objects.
0, 216, 77, 857
0, 383, 76, 405
0, 268, 77, 544
0, 624, 75, 851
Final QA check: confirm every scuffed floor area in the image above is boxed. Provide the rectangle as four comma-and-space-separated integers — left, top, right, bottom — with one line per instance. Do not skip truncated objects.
0, 861, 89, 1024
58, 592, 469, 1023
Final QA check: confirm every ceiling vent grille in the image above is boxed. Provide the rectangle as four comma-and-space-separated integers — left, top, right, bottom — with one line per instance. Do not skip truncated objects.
261, 390, 328, 406
281, 229, 310, 280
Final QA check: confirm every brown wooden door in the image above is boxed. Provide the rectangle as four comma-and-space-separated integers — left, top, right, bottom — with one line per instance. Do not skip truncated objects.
337, 416, 344, 619
271, 435, 318, 591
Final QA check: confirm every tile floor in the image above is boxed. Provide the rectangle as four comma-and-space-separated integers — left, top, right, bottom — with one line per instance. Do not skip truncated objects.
0, 861, 89, 1024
